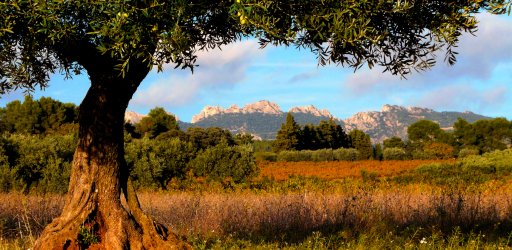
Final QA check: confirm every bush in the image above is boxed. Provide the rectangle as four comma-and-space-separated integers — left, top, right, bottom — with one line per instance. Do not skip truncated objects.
411, 150, 434, 160
460, 149, 512, 173
457, 148, 479, 158
383, 147, 408, 160
333, 148, 360, 161
254, 151, 277, 162
311, 149, 334, 162
0, 137, 17, 192
423, 142, 454, 159
277, 150, 312, 162
276, 148, 360, 162
189, 143, 258, 183
11, 134, 76, 193
126, 137, 195, 189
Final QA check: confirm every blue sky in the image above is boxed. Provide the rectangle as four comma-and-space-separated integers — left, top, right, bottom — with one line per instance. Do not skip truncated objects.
2, 13, 511, 122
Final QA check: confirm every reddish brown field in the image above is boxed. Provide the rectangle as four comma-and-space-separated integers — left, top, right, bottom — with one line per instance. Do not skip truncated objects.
259, 160, 455, 181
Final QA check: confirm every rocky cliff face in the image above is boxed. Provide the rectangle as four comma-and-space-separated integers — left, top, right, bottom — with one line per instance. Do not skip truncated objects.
289, 105, 333, 118
191, 100, 332, 123
342, 105, 487, 142
125, 110, 179, 124
125, 111, 146, 124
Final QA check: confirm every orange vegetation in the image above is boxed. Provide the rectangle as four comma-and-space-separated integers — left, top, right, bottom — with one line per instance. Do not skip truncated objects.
259, 160, 455, 181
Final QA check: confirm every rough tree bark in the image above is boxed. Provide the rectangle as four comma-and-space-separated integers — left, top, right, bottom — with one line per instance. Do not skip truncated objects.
33, 57, 191, 249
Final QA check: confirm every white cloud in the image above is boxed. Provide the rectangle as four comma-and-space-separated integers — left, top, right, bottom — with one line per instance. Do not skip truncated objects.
414, 84, 508, 112
132, 40, 263, 107
288, 71, 319, 83
344, 13, 512, 95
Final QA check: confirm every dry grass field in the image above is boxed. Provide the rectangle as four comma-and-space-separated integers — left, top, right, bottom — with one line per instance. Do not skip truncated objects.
3, 181, 512, 248
2, 157, 512, 249
258, 160, 455, 180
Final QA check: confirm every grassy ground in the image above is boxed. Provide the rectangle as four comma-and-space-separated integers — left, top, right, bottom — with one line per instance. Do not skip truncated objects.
3, 159, 512, 249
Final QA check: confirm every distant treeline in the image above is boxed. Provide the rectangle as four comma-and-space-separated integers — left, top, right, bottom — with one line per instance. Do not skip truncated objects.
0, 97, 511, 193
0, 97, 258, 194
272, 113, 512, 161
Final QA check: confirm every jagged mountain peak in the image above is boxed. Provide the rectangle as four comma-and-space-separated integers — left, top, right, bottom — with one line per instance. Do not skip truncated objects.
381, 104, 434, 114
124, 110, 179, 124
242, 100, 282, 115
191, 100, 337, 123
191, 100, 283, 123
289, 105, 333, 118
125, 111, 146, 124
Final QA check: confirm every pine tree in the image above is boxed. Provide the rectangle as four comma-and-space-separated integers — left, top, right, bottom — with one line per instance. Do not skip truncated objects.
349, 129, 373, 160
273, 113, 301, 152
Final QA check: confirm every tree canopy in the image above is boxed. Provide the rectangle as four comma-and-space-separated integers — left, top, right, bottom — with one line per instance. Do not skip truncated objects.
2, 0, 511, 94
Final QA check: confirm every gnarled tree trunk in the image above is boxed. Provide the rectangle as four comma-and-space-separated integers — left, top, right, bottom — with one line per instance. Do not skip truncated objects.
33, 61, 190, 249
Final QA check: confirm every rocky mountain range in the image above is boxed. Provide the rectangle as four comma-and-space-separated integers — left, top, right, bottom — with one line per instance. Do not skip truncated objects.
125, 101, 490, 142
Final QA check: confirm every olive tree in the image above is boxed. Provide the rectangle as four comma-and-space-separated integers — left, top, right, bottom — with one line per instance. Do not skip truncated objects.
1, 0, 509, 249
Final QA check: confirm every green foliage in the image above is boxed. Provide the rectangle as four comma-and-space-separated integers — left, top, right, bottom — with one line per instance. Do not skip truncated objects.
10, 134, 76, 193
395, 149, 512, 186
460, 149, 512, 173
78, 224, 99, 248
235, 0, 501, 75
273, 113, 301, 152
453, 118, 512, 153
125, 137, 195, 189
348, 129, 372, 160
277, 150, 312, 162
407, 120, 447, 147
312, 118, 349, 149
234, 133, 254, 145
458, 148, 480, 158
411, 150, 436, 160
0, 96, 77, 134
135, 107, 180, 139
373, 143, 383, 161
422, 142, 454, 159
277, 148, 360, 162
254, 152, 277, 162
311, 119, 349, 150
189, 143, 258, 183
186, 127, 236, 151
253, 140, 273, 152
2, 0, 507, 94
333, 148, 360, 161
383, 137, 405, 149
383, 147, 408, 160
0, 137, 15, 192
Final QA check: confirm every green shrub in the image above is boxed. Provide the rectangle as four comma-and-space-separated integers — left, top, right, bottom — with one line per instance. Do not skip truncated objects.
457, 148, 479, 158
277, 150, 312, 162
189, 143, 258, 183
311, 149, 334, 162
276, 149, 359, 162
11, 134, 76, 193
0, 137, 16, 192
333, 148, 360, 161
126, 137, 195, 189
254, 151, 277, 162
383, 147, 408, 160
395, 149, 512, 186
460, 149, 512, 173
411, 150, 435, 160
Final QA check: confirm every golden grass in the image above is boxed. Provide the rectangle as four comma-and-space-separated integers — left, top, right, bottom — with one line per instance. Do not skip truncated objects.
258, 160, 455, 180
138, 184, 512, 240
2, 183, 512, 247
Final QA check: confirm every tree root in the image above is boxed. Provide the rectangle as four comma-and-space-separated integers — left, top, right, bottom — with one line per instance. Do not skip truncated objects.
34, 180, 191, 250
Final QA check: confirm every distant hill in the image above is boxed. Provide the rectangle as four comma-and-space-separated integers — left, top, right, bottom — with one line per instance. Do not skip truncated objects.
343, 105, 489, 142
181, 101, 335, 140
126, 101, 491, 142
